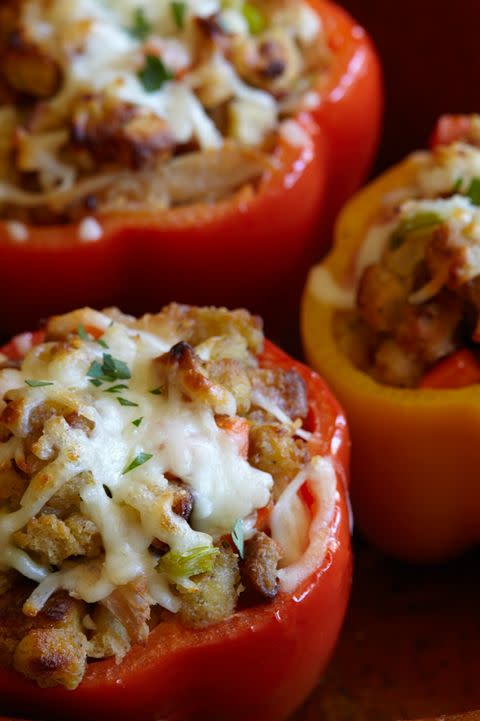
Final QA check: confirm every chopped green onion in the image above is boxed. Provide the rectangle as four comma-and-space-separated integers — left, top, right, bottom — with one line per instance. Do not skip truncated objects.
389, 211, 444, 250
170, 1, 186, 29
158, 545, 219, 578
87, 353, 131, 383
231, 519, 244, 558
127, 7, 152, 40
132, 417, 144, 427
466, 177, 480, 206
242, 3, 265, 35
138, 55, 173, 92
103, 384, 129, 394
25, 379, 54, 388
117, 397, 139, 407
122, 452, 153, 475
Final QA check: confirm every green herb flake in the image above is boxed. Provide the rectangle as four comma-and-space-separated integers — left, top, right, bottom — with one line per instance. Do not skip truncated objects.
138, 55, 173, 92
242, 3, 266, 35
149, 386, 163, 395
77, 324, 91, 341
452, 177, 464, 193
231, 519, 244, 559
466, 177, 480, 206
117, 397, 139, 407
87, 353, 131, 383
389, 211, 444, 250
103, 384, 129, 394
132, 417, 144, 427
170, 1, 186, 29
89, 378, 103, 388
127, 7, 152, 40
97, 338, 109, 349
87, 360, 103, 379
158, 545, 219, 578
25, 379, 54, 388
122, 452, 153, 475
102, 353, 131, 380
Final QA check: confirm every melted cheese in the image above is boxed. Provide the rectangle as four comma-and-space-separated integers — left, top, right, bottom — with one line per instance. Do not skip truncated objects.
311, 144, 480, 308
0, 315, 272, 613
21, 0, 281, 154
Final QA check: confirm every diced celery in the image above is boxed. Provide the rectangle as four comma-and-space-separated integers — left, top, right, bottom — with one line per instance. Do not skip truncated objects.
390, 211, 444, 250
158, 545, 219, 578
242, 3, 266, 35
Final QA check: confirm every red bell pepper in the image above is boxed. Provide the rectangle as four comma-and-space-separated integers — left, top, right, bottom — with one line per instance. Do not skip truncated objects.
419, 350, 480, 390
429, 114, 476, 149
0, 336, 352, 721
0, 0, 382, 337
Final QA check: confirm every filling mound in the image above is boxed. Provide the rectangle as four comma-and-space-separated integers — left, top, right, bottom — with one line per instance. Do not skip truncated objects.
334, 120, 480, 387
0, 303, 336, 689
0, 0, 328, 224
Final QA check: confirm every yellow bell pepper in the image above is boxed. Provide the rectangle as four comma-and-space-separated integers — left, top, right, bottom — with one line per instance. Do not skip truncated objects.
302, 151, 480, 562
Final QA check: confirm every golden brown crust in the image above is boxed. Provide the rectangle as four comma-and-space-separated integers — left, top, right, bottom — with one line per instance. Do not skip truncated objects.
0, 586, 87, 689
248, 422, 310, 498
71, 95, 175, 171
178, 546, 240, 628
240, 531, 280, 600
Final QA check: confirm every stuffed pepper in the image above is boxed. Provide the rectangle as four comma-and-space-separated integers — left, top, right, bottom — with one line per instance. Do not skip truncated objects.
302, 114, 480, 562
0, 302, 351, 721
0, 0, 382, 335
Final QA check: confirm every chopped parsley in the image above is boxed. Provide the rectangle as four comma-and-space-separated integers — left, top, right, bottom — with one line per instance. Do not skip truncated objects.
466, 177, 480, 206
170, 1, 186, 29
242, 3, 266, 35
25, 379, 54, 388
117, 397, 139, 407
77, 324, 90, 341
132, 417, 144, 427
122, 452, 153, 475
103, 384, 129, 394
231, 519, 244, 559
127, 7, 152, 40
89, 378, 103, 388
77, 324, 108, 348
149, 386, 163, 395
87, 353, 131, 384
138, 55, 173, 92
452, 177, 464, 193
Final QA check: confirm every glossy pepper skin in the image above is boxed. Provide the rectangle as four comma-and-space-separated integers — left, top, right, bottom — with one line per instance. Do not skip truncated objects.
0, 338, 352, 721
0, 0, 382, 337
301, 127, 480, 563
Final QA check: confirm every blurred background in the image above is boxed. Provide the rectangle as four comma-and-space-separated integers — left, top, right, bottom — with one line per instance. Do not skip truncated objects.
340, 0, 479, 170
